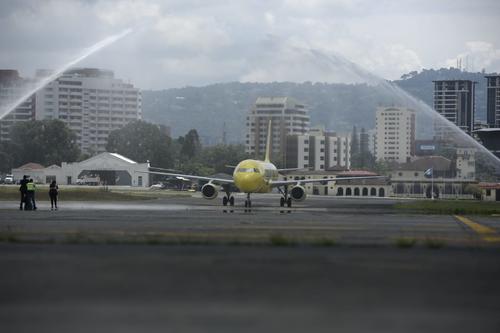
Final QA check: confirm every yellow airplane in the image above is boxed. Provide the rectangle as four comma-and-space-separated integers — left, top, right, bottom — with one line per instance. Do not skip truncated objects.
143, 121, 384, 208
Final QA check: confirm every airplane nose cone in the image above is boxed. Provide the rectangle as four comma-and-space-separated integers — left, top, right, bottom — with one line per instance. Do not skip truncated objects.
235, 173, 261, 192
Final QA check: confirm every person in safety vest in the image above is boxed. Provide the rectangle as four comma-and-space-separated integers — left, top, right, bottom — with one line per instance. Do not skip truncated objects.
26, 179, 37, 211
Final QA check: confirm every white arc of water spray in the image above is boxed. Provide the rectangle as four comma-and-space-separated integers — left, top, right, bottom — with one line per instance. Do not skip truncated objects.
298, 46, 500, 168
0, 28, 133, 121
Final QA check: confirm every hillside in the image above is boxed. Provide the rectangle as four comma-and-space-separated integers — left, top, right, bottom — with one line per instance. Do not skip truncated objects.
141, 68, 493, 144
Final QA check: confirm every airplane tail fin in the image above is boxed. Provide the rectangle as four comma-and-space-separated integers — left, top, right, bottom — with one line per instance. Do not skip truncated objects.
264, 119, 272, 162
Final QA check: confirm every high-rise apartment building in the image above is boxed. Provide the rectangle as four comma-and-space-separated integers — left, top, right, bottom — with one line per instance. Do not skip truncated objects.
326, 132, 351, 170
433, 80, 476, 135
375, 106, 415, 164
0, 70, 35, 142
486, 75, 500, 128
35, 68, 141, 154
245, 97, 309, 165
286, 126, 351, 170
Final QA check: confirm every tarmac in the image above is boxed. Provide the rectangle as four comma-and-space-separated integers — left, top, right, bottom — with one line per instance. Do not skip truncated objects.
1, 194, 500, 332
0, 194, 499, 247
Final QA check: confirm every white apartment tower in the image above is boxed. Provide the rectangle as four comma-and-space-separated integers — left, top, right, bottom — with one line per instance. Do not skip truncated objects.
286, 126, 351, 170
246, 97, 310, 165
327, 135, 351, 169
35, 68, 141, 154
375, 106, 415, 164
0, 70, 35, 142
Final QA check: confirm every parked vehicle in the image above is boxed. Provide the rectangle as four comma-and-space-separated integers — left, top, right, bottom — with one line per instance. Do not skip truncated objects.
150, 182, 166, 189
4, 174, 14, 184
76, 176, 100, 186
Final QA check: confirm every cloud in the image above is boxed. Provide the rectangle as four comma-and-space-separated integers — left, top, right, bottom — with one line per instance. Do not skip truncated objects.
154, 15, 231, 51
239, 36, 383, 85
445, 41, 500, 72
0, 0, 499, 88
366, 44, 423, 79
95, 0, 161, 26
264, 12, 275, 26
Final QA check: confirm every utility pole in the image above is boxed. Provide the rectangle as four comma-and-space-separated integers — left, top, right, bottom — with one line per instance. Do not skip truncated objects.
222, 122, 227, 145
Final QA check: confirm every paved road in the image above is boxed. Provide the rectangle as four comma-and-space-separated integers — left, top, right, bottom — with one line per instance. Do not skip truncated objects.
1, 244, 500, 333
1, 195, 500, 332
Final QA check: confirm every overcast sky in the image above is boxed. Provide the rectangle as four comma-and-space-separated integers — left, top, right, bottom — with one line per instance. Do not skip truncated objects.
1, 0, 499, 89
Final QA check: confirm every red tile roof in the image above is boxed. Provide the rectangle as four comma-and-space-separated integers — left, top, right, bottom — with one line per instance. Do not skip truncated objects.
478, 182, 500, 190
16, 162, 45, 170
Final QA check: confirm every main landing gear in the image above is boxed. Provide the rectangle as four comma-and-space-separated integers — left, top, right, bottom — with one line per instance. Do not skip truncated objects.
244, 193, 252, 212
222, 189, 234, 213
278, 185, 292, 208
222, 195, 235, 206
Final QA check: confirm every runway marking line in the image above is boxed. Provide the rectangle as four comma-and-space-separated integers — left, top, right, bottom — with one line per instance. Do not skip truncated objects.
483, 236, 500, 243
454, 215, 496, 235
454, 215, 500, 243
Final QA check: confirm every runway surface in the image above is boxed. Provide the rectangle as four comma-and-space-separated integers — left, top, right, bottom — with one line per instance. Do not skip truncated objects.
0, 194, 499, 247
1, 194, 500, 332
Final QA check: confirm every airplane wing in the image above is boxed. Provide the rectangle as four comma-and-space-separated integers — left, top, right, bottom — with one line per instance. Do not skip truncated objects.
277, 168, 307, 173
135, 170, 235, 184
269, 176, 386, 187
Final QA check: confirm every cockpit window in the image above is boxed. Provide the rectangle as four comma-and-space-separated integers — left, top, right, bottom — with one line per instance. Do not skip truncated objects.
237, 167, 259, 173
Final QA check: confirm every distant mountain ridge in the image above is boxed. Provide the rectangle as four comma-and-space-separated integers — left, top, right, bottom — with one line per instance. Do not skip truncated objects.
141, 68, 494, 144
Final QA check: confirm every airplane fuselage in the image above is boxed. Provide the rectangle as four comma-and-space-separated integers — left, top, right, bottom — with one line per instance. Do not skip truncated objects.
233, 159, 279, 193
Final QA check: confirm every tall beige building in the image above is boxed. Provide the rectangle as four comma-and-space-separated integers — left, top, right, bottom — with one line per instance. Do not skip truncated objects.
35, 68, 141, 154
375, 106, 415, 164
245, 97, 309, 165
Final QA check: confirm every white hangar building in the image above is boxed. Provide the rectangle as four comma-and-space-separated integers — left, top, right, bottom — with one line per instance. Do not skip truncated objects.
12, 152, 150, 187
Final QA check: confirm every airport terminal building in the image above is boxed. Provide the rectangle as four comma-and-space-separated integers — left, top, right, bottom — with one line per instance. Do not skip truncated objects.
281, 170, 392, 197
389, 149, 476, 199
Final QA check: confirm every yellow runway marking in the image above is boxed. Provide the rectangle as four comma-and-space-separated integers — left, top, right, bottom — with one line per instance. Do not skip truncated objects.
454, 215, 496, 234
483, 236, 500, 243
454, 215, 500, 243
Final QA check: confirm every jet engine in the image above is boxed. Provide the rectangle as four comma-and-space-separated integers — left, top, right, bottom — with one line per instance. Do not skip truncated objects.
290, 185, 306, 201
201, 183, 218, 200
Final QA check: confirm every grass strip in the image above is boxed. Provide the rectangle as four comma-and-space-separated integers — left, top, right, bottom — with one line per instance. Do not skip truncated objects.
395, 200, 500, 215
0, 185, 190, 201
0, 230, 342, 248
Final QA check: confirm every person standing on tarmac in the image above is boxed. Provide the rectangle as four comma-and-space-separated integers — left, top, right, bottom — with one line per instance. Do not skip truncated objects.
26, 178, 37, 210
49, 180, 58, 210
19, 175, 28, 210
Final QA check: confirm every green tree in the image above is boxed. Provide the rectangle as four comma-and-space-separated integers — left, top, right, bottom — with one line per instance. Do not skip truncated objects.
201, 144, 249, 174
475, 152, 500, 182
179, 129, 201, 161
179, 161, 214, 176
373, 160, 392, 175
3, 119, 79, 169
106, 120, 174, 168
0, 147, 14, 173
